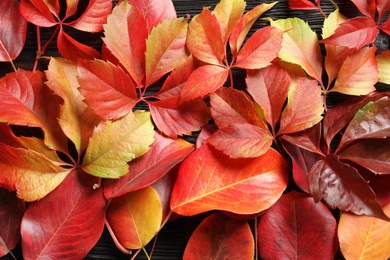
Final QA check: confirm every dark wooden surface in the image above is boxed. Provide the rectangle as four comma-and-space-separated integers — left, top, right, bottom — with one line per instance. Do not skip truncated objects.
1, 0, 389, 259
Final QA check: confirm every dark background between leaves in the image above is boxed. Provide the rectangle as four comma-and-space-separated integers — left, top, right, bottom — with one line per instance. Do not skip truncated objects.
0, 0, 389, 259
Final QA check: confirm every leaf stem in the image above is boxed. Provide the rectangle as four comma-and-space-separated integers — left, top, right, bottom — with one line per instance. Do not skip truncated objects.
142, 247, 151, 260
254, 217, 258, 260
130, 249, 141, 260
0, 41, 17, 71
104, 218, 132, 255
33, 25, 60, 71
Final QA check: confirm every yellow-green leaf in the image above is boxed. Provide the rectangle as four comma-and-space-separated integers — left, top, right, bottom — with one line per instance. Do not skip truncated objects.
377, 50, 390, 84
81, 111, 154, 178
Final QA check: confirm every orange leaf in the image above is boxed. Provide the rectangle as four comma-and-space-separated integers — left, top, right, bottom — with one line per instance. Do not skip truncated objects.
331, 46, 378, 95
183, 212, 254, 259
187, 8, 225, 65
338, 203, 390, 260
106, 186, 162, 249
170, 144, 288, 216
376, 50, 390, 84
234, 26, 283, 69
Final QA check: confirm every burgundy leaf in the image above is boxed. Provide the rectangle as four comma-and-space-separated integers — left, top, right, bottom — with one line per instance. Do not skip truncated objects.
21, 170, 106, 260
258, 191, 338, 259
308, 155, 389, 220
0, 189, 26, 257
0, 0, 27, 62
104, 132, 194, 199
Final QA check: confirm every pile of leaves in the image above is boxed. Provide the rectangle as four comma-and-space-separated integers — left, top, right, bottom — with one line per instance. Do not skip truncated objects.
0, 0, 389, 259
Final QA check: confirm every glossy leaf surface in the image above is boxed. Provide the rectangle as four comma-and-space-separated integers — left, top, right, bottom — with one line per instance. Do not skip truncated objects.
170, 144, 288, 216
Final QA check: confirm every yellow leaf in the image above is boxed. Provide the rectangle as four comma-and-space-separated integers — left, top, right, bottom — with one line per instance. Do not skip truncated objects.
377, 50, 390, 84
106, 186, 162, 249
338, 203, 390, 260
268, 17, 323, 83
81, 111, 154, 178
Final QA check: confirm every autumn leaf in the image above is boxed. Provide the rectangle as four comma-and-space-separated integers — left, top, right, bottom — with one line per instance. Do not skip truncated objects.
338, 202, 390, 260
377, 50, 390, 84
350, 0, 376, 20
106, 186, 162, 250
380, 16, 390, 35
268, 17, 323, 82
21, 171, 106, 260
0, 0, 27, 62
183, 212, 254, 259
288, 0, 318, 10
233, 26, 283, 69
0, 189, 25, 257
145, 18, 188, 86
308, 154, 389, 221
104, 132, 194, 199
258, 191, 338, 259
377, 0, 390, 21
207, 123, 273, 158
331, 46, 378, 95
170, 144, 288, 216
0, 144, 70, 202
229, 2, 277, 58
278, 77, 323, 135
320, 17, 379, 50
77, 59, 139, 120
81, 111, 155, 178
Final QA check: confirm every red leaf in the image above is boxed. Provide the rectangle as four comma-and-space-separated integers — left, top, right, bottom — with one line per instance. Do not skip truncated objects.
148, 96, 211, 138
186, 8, 225, 65
258, 191, 338, 259
210, 87, 265, 129
180, 65, 229, 103
21, 171, 105, 260
234, 26, 283, 69
377, 0, 390, 20
229, 2, 277, 58
246, 64, 291, 130
288, 0, 318, 10
20, 0, 57, 27
350, 0, 376, 20
0, 189, 25, 257
308, 154, 389, 220
340, 139, 390, 175
127, 0, 176, 33
207, 123, 273, 158
196, 124, 218, 149
77, 59, 139, 120
0, 0, 27, 61
183, 212, 254, 259
104, 132, 194, 199
66, 0, 112, 32
170, 144, 288, 216
320, 17, 379, 50
57, 29, 101, 61
380, 16, 390, 35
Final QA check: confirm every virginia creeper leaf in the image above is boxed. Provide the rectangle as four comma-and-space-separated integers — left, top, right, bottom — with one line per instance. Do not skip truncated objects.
340, 139, 390, 175
281, 122, 323, 155
0, 189, 25, 257
145, 18, 188, 86
21, 170, 105, 260
183, 212, 254, 260
288, 0, 318, 10
196, 124, 218, 149
104, 132, 194, 199
106, 186, 162, 250
148, 96, 211, 138
229, 2, 277, 58
350, 0, 376, 20
320, 17, 379, 50
207, 123, 273, 158
377, 50, 390, 84
210, 87, 265, 129
20, 0, 57, 27
81, 111, 154, 178
246, 64, 291, 130
380, 16, 390, 35
338, 203, 390, 260
0, 143, 70, 202
212, 0, 246, 44
103, 1, 147, 85
77, 59, 139, 120
0, 0, 27, 62
258, 191, 338, 259
331, 46, 378, 95
308, 154, 389, 221
45, 58, 101, 154
180, 65, 229, 103
278, 77, 324, 135
170, 144, 288, 216
234, 26, 283, 69
377, 0, 390, 21
186, 8, 225, 65
268, 17, 323, 82
0, 70, 68, 152
338, 96, 390, 150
